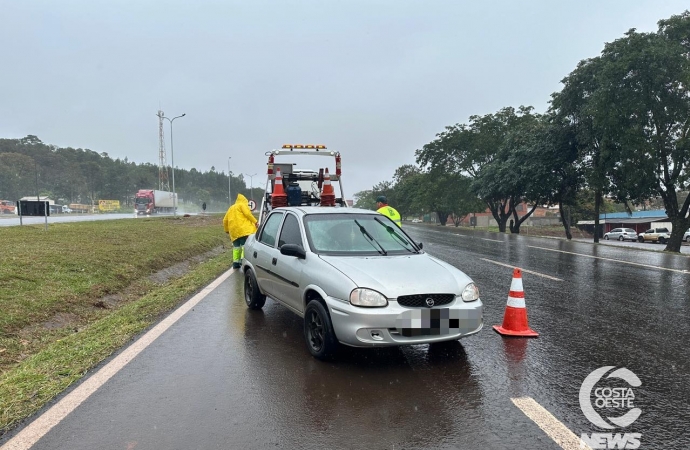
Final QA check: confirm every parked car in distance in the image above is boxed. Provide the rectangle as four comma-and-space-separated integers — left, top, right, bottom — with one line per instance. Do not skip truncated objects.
637, 227, 671, 244
242, 207, 483, 360
604, 228, 638, 241
684, 228, 690, 243
411, 218, 421, 223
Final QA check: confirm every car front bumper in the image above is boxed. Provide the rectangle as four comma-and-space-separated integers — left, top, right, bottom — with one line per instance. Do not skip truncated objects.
325, 297, 484, 347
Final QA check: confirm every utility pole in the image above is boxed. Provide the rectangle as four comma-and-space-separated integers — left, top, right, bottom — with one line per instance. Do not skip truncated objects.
156, 110, 170, 192
228, 157, 232, 205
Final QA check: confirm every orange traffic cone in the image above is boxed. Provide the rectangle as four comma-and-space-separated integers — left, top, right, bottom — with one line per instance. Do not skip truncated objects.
493, 268, 539, 337
271, 168, 288, 208
319, 168, 336, 207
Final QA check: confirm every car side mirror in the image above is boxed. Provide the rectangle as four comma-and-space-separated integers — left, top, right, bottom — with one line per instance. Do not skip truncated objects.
280, 244, 306, 259
417, 242, 423, 249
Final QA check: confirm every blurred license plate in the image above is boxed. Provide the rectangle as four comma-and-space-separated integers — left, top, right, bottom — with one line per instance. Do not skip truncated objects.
396, 308, 478, 337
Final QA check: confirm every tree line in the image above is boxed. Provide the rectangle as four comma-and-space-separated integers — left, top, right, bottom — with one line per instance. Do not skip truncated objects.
0, 135, 261, 212
355, 11, 690, 252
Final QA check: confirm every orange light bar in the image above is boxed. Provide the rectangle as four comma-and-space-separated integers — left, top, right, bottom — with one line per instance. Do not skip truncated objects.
316, 145, 327, 149
293, 144, 305, 149
282, 144, 293, 149
305, 144, 315, 149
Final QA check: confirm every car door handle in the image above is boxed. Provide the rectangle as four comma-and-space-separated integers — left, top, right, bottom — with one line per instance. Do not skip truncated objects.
272, 257, 277, 266
253, 251, 257, 259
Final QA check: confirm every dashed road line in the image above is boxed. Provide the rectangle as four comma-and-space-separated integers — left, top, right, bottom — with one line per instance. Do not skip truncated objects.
1, 268, 237, 450
480, 237, 503, 242
481, 258, 563, 281
511, 397, 591, 450
528, 245, 690, 274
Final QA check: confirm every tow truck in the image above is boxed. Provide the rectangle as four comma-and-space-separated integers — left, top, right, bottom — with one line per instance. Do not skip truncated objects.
258, 144, 348, 224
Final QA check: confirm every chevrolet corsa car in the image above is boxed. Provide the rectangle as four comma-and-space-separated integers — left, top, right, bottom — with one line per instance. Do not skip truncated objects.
241, 207, 483, 359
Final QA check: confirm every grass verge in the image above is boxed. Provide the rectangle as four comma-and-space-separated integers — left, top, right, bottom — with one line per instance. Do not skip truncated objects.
0, 215, 233, 436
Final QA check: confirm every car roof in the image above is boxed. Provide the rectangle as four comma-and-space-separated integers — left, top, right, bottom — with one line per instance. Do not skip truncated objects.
270, 206, 378, 217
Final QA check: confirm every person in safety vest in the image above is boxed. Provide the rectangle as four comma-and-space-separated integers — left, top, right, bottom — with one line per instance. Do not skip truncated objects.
376, 195, 402, 228
223, 193, 258, 269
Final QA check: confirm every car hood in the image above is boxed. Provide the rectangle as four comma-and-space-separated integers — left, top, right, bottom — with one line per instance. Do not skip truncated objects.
318, 254, 472, 299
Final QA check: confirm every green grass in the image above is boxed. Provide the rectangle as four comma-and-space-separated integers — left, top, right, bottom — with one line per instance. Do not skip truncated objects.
0, 215, 234, 434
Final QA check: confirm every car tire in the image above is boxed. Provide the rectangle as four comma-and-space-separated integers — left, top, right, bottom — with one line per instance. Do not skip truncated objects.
658, 237, 666, 245
686, 236, 690, 243
304, 300, 338, 360
638, 236, 644, 243
604, 235, 609, 240
244, 269, 266, 310
618, 236, 624, 241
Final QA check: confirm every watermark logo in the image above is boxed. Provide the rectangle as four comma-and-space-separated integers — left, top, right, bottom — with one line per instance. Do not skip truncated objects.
579, 366, 642, 449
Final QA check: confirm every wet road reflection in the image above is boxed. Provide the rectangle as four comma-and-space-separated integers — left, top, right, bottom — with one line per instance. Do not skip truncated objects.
12, 225, 688, 449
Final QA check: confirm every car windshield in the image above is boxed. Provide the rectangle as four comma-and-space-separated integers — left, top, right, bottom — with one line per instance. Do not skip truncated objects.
303, 213, 419, 256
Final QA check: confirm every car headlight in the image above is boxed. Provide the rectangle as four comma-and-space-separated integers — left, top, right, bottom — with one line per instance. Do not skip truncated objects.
460, 283, 479, 302
350, 288, 388, 307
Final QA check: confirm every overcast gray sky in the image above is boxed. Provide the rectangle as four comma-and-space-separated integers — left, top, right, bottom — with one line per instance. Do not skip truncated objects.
2, 1, 688, 198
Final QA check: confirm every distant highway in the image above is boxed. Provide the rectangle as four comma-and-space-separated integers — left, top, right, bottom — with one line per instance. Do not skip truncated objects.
0, 213, 177, 227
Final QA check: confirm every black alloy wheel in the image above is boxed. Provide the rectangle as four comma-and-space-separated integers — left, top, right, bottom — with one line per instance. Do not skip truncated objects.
244, 269, 266, 310
304, 300, 337, 360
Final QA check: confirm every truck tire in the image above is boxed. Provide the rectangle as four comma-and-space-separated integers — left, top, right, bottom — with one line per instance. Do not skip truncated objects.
244, 269, 266, 310
304, 300, 338, 360
658, 237, 666, 245
638, 236, 644, 243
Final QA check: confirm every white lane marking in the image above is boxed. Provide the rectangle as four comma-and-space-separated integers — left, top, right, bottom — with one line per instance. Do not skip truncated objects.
480, 237, 503, 242
528, 245, 690, 274
2, 268, 237, 450
481, 258, 563, 281
511, 397, 591, 450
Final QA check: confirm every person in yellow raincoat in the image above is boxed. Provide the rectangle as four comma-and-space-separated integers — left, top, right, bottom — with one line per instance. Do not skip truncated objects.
223, 193, 258, 269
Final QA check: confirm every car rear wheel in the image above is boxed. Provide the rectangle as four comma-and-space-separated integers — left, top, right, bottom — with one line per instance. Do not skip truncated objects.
658, 237, 666, 245
244, 269, 266, 310
304, 300, 338, 360
604, 235, 609, 240
638, 236, 644, 243
686, 236, 690, 243
618, 236, 624, 241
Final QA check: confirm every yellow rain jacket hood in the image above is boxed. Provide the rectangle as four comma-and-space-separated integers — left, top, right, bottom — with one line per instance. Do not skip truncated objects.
223, 194, 258, 241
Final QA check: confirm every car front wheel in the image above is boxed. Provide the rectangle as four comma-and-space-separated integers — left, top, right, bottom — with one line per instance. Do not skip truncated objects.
304, 300, 338, 360
604, 235, 609, 240
244, 269, 266, 310
638, 236, 644, 243
686, 236, 690, 243
658, 237, 666, 245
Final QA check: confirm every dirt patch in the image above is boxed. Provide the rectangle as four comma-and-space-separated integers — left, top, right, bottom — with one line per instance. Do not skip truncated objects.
19, 246, 227, 336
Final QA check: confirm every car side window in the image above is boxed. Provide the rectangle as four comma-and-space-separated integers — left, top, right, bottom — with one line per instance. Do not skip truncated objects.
644, 229, 652, 233
278, 214, 304, 248
259, 212, 284, 247
611, 229, 620, 233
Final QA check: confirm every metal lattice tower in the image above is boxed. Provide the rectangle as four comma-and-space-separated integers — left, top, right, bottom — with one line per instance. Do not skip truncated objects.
157, 110, 170, 191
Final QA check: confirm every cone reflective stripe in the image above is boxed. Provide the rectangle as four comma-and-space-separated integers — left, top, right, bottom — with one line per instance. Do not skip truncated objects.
271, 167, 288, 208
319, 168, 336, 207
493, 268, 539, 337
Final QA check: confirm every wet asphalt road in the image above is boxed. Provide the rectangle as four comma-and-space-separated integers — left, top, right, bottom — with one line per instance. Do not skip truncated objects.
3, 225, 689, 449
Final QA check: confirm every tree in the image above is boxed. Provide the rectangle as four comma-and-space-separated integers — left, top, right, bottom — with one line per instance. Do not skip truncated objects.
590, 15, 690, 251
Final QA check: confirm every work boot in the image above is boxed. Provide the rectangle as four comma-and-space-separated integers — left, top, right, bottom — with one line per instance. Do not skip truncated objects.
232, 262, 241, 269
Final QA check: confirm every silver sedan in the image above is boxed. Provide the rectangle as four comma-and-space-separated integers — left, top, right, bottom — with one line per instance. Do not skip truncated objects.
242, 207, 483, 359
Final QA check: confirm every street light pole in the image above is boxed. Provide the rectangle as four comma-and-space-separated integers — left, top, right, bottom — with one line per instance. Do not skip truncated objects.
245, 173, 257, 203
163, 113, 186, 216
228, 157, 232, 205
